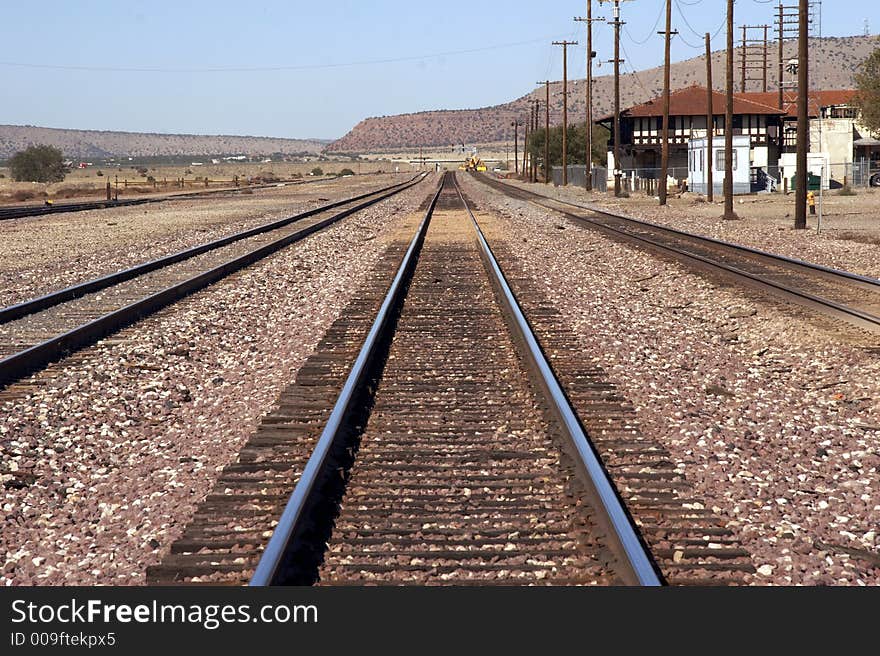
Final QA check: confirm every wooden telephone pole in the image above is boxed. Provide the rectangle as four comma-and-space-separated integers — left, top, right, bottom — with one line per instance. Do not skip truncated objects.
532, 99, 541, 182
723, 0, 737, 219
512, 120, 519, 175
553, 40, 578, 186
776, 4, 800, 109
740, 24, 771, 93
575, 1, 605, 192
537, 81, 551, 183
794, 0, 809, 229
705, 32, 714, 203
600, 0, 631, 197
659, 0, 677, 206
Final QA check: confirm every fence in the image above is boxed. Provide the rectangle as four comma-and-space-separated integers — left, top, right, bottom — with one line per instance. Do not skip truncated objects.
549, 165, 607, 192
548, 162, 878, 194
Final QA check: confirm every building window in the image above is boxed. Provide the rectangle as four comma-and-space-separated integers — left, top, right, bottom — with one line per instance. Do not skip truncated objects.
716, 149, 737, 172
829, 106, 857, 119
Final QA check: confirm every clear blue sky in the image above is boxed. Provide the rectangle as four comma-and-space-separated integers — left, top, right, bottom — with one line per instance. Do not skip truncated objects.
0, 1, 872, 139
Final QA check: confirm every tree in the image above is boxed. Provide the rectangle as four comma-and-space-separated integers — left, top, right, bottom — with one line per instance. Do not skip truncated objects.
9, 145, 67, 183
854, 44, 880, 133
526, 124, 610, 175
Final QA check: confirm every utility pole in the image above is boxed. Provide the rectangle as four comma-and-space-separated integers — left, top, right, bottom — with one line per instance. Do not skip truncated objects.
723, 0, 737, 219
538, 80, 551, 183
523, 112, 529, 178
706, 32, 714, 202
763, 24, 769, 92
601, 0, 629, 197
532, 99, 541, 182
741, 24, 771, 93
776, 4, 800, 109
511, 120, 519, 175
659, 0, 676, 206
553, 40, 578, 186
778, 3, 785, 109
575, 2, 605, 192
794, 0, 809, 229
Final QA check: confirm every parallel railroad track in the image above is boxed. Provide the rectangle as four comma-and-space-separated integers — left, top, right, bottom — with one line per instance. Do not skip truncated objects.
475, 173, 880, 334
148, 172, 753, 586
0, 174, 425, 388
0, 177, 334, 221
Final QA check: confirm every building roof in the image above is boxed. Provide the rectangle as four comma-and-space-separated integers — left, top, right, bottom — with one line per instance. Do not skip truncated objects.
597, 85, 856, 122
739, 90, 857, 118
598, 85, 784, 121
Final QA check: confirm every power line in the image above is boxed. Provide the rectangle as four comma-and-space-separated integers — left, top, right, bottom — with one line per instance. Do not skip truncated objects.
674, 0, 726, 40
0, 35, 567, 74
623, 0, 666, 44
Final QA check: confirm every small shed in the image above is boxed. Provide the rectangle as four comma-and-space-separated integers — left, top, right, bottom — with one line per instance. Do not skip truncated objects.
687, 135, 751, 195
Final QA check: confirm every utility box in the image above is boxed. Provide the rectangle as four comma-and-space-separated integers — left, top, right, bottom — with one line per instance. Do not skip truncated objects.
789, 172, 821, 191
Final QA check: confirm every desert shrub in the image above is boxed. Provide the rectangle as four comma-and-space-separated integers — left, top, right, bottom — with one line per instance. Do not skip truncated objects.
338, 168, 355, 176
12, 189, 39, 202
96, 170, 103, 176
9, 145, 67, 183
53, 184, 95, 199
0, 173, 5, 179
310, 167, 323, 176
147, 176, 156, 183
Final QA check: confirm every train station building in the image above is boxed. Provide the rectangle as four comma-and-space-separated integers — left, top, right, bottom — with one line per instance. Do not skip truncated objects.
597, 85, 876, 192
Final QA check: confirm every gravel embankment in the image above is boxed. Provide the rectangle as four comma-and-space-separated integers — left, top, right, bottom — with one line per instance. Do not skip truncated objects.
0, 174, 408, 308
0, 176, 434, 585
502, 179, 880, 280
462, 173, 880, 586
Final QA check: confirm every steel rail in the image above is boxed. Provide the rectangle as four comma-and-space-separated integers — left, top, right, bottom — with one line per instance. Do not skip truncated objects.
477, 174, 880, 290
475, 174, 880, 332
451, 174, 662, 587
0, 175, 337, 221
249, 179, 443, 586
0, 175, 423, 324
0, 174, 427, 388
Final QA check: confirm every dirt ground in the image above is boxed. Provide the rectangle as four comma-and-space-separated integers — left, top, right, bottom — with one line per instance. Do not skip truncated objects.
0, 159, 414, 205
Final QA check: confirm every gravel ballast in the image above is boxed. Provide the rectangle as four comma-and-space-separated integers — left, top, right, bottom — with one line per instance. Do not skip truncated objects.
462, 173, 880, 586
0, 174, 409, 308
0, 176, 433, 585
502, 180, 880, 281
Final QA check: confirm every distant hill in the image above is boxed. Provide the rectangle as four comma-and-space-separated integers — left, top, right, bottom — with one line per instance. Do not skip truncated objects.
0, 125, 328, 159
326, 35, 878, 153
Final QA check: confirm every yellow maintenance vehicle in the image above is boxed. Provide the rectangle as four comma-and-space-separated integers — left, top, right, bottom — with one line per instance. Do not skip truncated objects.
459, 154, 487, 172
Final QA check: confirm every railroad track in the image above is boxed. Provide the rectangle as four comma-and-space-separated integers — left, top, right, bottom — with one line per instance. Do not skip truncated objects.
148, 172, 753, 586
0, 176, 336, 221
0, 174, 425, 388
474, 173, 880, 334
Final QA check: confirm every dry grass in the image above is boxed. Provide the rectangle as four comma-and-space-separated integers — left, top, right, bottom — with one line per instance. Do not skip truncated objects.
0, 159, 403, 205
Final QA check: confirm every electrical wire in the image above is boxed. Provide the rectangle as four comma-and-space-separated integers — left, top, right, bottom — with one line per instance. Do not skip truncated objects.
0, 35, 567, 74
674, 0, 727, 41
617, 39, 651, 96
623, 0, 667, 45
